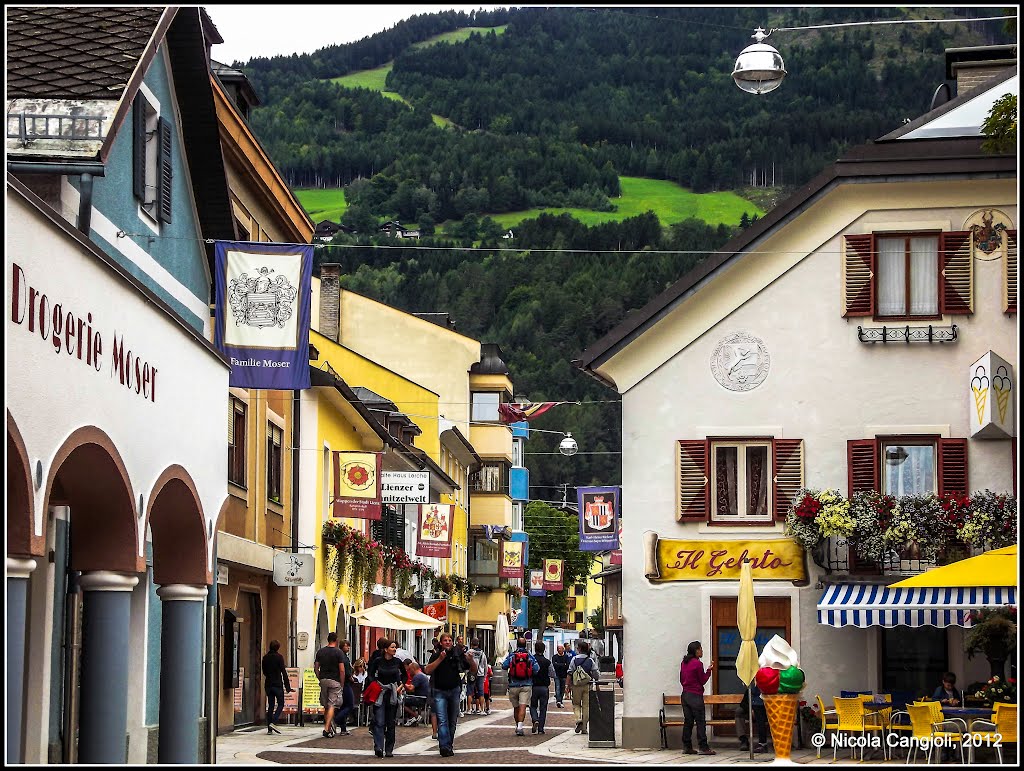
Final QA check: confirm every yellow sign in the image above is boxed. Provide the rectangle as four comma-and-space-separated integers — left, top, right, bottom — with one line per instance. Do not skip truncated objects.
301, 668, 322, 711
643, 533, 805, 582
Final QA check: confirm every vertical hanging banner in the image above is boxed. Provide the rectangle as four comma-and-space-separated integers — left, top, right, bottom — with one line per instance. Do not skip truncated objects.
332, 451, 382, 519
577, 486, 620, 552
529, 569, 546, 597
542, 558, 564, 591
214, 241, 313, 389
499, 540, 524, 579
610, 523, 623, 565
416, 503, 454, 558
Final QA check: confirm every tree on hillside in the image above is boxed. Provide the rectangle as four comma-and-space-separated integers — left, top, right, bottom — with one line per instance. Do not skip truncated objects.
524, 501, 598, 631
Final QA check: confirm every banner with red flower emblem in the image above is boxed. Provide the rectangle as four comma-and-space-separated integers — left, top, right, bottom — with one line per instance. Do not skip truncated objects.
332, 451, 382, 519
542, 558, 564, 591
416, 503, 453, 558
499, 540, 524, 579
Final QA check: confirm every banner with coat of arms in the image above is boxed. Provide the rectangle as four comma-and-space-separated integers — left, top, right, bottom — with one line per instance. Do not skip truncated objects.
499, 540, 524, 579
577, 485, 620, 552
542, 558, 564, 591
529, 569, 546, 597
416, 503, 453, 558
214, 241, 312, 389
332, 451, 382, 520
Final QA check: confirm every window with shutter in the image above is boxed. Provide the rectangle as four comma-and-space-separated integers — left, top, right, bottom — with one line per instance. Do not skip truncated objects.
710, 440, 772, 523
267, 423, 282, 503
132, 96, 146, 202
772, 439, 804, 521
228, 397, 247, 487
677, 440, 709, 520
939, 231, 972, 315
158, 117, 173, 224
1005, 230, 1017, 314
842, 234, 875, 317
847, 439, 879, 495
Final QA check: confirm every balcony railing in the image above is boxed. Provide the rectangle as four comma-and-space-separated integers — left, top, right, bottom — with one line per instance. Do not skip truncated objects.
8, 112, 106, 143
815, 537, 940, 576
469, 558, 500, 588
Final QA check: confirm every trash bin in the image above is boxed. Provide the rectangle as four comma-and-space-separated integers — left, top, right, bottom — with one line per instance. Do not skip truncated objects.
587, 683, 616, 747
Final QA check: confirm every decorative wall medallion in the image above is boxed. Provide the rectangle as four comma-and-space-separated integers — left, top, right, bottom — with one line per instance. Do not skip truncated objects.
711, 331, 770, 391
963, 208, 1013, 256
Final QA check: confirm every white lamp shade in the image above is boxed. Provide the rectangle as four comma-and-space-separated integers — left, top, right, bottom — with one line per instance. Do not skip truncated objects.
732, 42, 786, 94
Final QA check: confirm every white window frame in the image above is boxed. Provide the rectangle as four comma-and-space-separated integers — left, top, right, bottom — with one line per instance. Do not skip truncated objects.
134, 83, 162, 230
710, 440, 773, 523
471, 391, 500, 422
881, 439, 938, 496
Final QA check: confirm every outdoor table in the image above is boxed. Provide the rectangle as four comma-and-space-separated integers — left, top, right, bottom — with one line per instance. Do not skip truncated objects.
942, 707, 995, 763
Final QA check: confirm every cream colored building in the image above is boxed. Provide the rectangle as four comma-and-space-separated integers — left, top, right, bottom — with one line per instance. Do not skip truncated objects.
577, 60, 1017, 749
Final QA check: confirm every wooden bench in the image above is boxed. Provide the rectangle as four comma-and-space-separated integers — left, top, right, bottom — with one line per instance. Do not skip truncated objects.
660, 693, 744, 748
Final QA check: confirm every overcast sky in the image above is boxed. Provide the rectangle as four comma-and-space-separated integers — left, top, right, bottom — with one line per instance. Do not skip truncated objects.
205, 5, 515, 64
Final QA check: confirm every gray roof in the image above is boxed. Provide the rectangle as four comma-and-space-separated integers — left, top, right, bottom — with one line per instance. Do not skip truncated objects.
6, 6, 166, 99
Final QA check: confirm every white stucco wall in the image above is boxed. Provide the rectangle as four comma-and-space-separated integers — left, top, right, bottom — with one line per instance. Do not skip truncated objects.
6, 186, 229, 573
610, 181, 1017, 748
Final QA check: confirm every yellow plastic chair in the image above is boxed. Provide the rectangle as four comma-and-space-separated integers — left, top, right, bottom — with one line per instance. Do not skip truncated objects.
968, 703, 1017, 764
834, 696, 886, 761
906, 703, 966, 764
816, 695, 839, 758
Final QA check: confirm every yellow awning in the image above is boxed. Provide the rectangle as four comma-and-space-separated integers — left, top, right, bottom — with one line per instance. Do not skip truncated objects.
888, 546, 1017, 588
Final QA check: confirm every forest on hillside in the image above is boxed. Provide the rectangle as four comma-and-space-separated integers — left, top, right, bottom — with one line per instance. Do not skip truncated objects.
237, 6, 1013, 494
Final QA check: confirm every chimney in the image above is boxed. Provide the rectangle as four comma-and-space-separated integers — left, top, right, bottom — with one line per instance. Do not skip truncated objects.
319, 263, 341, 342
945, 45, 1017, 95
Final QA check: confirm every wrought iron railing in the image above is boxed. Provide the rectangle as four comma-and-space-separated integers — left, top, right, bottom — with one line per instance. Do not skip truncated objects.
857, 324, 958, 344
813, 537, 939, 576
7, 112, 106, 142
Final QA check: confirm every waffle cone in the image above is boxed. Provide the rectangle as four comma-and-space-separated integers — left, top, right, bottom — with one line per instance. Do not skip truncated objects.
973, 387, 988, 424
995, 387, 1010, 423
762, 693, 798, 760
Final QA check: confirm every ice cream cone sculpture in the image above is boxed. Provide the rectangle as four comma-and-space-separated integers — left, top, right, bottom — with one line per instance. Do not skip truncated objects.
762, 693, 799, 760
972, 386, 988, 425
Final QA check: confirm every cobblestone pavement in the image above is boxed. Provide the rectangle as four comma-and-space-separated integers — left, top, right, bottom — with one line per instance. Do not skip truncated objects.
216, 696, 906, 765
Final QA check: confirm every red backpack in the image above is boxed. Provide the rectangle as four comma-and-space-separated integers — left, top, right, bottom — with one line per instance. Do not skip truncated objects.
511, 650, 532, 680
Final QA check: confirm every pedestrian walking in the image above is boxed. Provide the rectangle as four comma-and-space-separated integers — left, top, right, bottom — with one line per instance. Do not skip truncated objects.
261, 639, 292, 734
424, 632, 477, 757
313, 632, 346, 738
679, 640, 716, 755
365, 638, 388, 732
551, 643, 571, 708
483, 662, 493, 714
468, 638, 488, 714
529, 641, 552, 734
567, 640, 599, 734
366, 639, 407, 758
502, 636, 540, 736
333, 639, 354, 735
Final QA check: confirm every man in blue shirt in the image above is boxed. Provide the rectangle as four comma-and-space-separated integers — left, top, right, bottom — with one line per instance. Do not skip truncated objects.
503, 636, 540, 736
401, 660, 431, 726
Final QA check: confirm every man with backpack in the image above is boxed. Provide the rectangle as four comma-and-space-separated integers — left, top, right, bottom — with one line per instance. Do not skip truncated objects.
468, 638, 488, 714
567, 640, 599, 734
502, 636, 539, 736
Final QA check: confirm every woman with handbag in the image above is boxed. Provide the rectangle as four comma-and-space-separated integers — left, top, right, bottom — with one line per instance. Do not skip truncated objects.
366, 640, 407, 758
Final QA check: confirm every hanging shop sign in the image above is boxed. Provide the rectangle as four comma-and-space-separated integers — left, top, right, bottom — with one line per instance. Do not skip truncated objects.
642, 533, 806, 582
416, 503, 453, 558
424, 600, 448, 622
272, 552, 315, 587
529, 569, 546, 597
542, 559, 564, 591
577, 486, 620, 551
969, 350, 1014, 439
332, 451, 382, 519
499, 540, 525, 579
382, 471, 430, 503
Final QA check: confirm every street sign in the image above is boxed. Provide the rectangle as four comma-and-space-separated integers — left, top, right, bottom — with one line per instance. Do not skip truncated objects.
272, 552, 315, 587
381, 471, 430, 503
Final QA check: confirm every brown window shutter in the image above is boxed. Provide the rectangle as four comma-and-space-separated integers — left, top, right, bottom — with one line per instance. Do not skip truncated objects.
937, 438, 969, 496
842, 234, 875, 317
133, 97, 146, 202
847, 439, 878, 495
940, 231, 973, 315
772, 439, 804, 521
1005, 230, 1017, 314
158, 117, 173, 224
677, 440, 709, 521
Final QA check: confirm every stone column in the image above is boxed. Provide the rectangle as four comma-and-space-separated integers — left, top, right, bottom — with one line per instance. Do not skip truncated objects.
156, 584, 208, 763
77, 571, 139, 763
7, 557, 38, 764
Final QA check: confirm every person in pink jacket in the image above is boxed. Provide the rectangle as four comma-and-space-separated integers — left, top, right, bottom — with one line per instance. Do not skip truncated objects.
678, 641, 716, 755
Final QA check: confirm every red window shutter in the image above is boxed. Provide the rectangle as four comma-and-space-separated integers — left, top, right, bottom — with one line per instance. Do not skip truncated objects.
1005, 230, 1017, 314
677, 440, 709, 520
847, 439, 878, 495
937, 438, 969, 497
940, 231, 973, 315
772, 439, 804, 521
842, 234, 875, 317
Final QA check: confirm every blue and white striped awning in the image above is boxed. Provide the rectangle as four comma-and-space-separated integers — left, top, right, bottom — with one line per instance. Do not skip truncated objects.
817, 584, 1017, 628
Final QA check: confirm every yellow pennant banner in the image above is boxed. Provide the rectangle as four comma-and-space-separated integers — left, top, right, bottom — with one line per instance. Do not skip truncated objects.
643, 533, 806, 582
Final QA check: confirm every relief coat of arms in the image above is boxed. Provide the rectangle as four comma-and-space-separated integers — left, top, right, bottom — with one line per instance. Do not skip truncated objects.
228, 267, 298, 328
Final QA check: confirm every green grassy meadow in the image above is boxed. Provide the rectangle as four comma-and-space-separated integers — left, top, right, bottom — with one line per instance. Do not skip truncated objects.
293, 188, 347, 223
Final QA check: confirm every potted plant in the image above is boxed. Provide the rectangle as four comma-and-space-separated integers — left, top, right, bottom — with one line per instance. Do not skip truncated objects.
965, 606, 1018, 679
970, 675, 1017, 706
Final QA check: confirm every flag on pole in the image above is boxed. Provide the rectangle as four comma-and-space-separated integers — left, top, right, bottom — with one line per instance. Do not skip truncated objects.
542, 558, 564, 591
498, 401, 570, 424
416, 503, 453, 558
577, 486, 620, 551
214, 241, 312, 389
499, 540, 524, 579
332, 451, 382, 519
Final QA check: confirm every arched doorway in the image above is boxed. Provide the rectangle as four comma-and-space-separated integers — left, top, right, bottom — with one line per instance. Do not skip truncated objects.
315, 601, 330, 654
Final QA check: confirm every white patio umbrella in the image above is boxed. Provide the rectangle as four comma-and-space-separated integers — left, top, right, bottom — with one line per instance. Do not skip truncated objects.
351, 600, 444, 631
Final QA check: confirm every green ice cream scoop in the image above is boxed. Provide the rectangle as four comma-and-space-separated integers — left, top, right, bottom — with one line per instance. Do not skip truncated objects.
778, 665, 805, 693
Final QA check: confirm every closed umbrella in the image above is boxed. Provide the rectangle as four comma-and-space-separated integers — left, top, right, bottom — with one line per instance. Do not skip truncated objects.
495, 612, 511, 661
736, 559, 759, 761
